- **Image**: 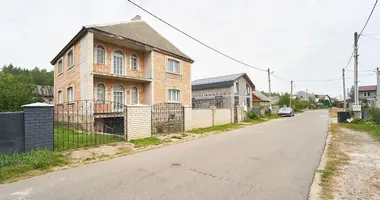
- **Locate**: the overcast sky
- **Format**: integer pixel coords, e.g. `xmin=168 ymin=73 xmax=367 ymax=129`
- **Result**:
xmin=1 ymin=0 xmax=380 ymax=98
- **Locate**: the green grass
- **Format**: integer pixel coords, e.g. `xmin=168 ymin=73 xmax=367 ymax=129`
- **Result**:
xmin=130 ymin=137 xmax=162 ymax=148
xmin=54 ymin=126 xmax=124 ymax=151
xmin=340 ymin=122 xmax=380 ymax=142
xmin=171 ymin=135 xmax=183 ymax=139
xmin=189 ymin=123 xmax=243 ymax=134
xmin=0 ymin=150 xmax=67 ymax=183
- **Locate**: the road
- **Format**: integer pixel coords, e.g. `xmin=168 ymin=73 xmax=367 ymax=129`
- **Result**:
xmin=0 ymin=110 xmax=328 ymax=200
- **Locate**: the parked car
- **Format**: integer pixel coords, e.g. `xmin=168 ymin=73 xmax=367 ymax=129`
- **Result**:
xmin=278 ymin=107 xmax=294 ymax=117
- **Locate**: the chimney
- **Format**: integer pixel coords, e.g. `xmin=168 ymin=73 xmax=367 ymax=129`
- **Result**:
xmin=131 ymin=15 xmax=141 ymax=21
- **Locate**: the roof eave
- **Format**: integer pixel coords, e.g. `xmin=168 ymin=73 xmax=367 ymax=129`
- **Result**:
xmin=50 ymin=27 xmax=88 ymax=65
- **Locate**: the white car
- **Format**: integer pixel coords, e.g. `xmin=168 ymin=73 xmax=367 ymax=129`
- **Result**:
xmin=278 ymin=107 xmax=294 ymax=117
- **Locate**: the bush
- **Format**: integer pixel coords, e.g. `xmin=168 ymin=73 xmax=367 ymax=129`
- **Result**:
xmin=351 ymin=118 xmax=363 ymax=124
xmin=367 ymin=108 xmax=380 ymax=124
xmin=246 ymin=111 xmax=259 ymax=120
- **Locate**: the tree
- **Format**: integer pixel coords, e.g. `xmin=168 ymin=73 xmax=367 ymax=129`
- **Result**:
xmin=0 ymin=72 xmax=36 ymax=111
xmin=348 ymin=85 xmax=354 ymax=102
xmin=278 ymin=93 xmax=291 ymax=107
xmin=1 ymin=64 xmax=53 ymax=86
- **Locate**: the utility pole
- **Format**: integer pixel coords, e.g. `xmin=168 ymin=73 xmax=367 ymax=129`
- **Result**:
xmin=342 ymin=68 xmax=347 ymax=110
xmin=376 ymin=67 xmax=380 ymax=108
xmin=353 ymin=32 xmax=361 ymax=118
xmin=290 ymin=81 xmax=293 ymax=108
xmin=267 ymin=68 xmax=272 ymax=114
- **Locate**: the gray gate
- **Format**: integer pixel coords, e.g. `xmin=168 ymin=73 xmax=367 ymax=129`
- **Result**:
xmin=151 ymin=103 xmax=184 ymax=135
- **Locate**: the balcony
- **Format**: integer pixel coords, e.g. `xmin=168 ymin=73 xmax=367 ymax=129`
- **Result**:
xmin=92 ymin=71 xmax=152 ymax=83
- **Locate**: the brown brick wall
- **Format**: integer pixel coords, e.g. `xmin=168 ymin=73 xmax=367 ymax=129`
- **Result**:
xmin=93 ymin=39 xmax=145 ymax=78
xmin=94 ymin=78 xmax=146 ymax=105
xmin=54 ymin=41 xmax=81 ymax=104
xmin=153 ymin=51 xmax=191 ymax=105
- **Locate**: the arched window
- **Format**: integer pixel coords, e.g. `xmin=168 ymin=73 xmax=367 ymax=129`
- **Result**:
xmin=96 ymin=83 xmax=106 ymax=103
xmin=96 ymin=45 xmax=105 ymax=64
xmin=130 ymin=54 xmax=138 ymax=70
xmin=131 ymin=87 xmax=138 ymax=105
xmin=111 ymin=50 xmax=124 ymax=75
xmin=112 ymin=85 xmax=124 ymax=111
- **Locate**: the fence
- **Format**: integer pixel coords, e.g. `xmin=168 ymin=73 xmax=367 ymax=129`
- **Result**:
xmin=192 ymin=96 xmax=231 ymax=109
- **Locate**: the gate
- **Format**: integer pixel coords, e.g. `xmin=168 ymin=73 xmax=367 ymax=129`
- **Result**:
xmin=234 ymin=106 xmax=238 ymax=123
xmin=54 ymin=100 xmax=126 ymax=151
xmin=151 ymin=103 xmax=184 ymax=135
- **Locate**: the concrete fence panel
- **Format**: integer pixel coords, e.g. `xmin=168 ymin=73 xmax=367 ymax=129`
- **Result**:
xmin=214 ymin=109 xmax=232 ymax=125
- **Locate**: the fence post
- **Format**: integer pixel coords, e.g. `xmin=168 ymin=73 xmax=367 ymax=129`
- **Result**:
xmin=23 ymin=103 xmax=54 ymax=152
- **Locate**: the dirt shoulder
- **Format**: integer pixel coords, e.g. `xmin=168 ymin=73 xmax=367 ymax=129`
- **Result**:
xmin=310 ymin=122 xmax=380 ymax=199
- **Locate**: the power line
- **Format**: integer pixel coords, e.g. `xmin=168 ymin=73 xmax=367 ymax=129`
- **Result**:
xmin=126 ymin=0 xmax=267 ymax=72
xmin=346 ymin=68 xmax=376 ymax=72
xmin=359 ymin=0 xmax=379 ymax=37
xmin=294 ymin=73 xmax=375 ymax=83
xmin=344 ymin=50 xmax=355 ymax=70
xmin=272 ymin=74 xmax=290 ymax=82
xmin=361 ymin=34 xmax=380 ymax=42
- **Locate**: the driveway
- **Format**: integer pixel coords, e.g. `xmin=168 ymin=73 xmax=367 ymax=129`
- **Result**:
xmin=0 ymin=110 xmax=329 ymax=200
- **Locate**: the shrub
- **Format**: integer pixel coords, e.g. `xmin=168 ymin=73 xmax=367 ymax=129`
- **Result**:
xmin=246 ymin=111 xmax=259 ymax=120
xmin=350 ymin=118 xmax=363 ymax=124
xmin=367 ymin=108 xmax=380 ymax=124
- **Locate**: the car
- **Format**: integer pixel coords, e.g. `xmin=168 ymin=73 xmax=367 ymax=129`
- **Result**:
xmin=278 ymin=107 xmax=294 ymax=117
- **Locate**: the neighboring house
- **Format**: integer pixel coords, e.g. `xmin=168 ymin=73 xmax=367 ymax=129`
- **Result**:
xmin=252 ymin=91 xmax=270 ymax=108
xmin=192 ymin=73 xmax=255 ymax=109
xmin=35 ymin=85 xmax=54 ymax=104
xmin=270 ymin=96 xmax=280 ymax=105
xmin=294 ymin=91 xmax=315 ymax=101
xmin=51 ymin=15 xmax=194 ymax=107
xmin=359 ymin=85 xmax=377 ymax=107
xmin=315 ymin=94 xmax=331 ymax=106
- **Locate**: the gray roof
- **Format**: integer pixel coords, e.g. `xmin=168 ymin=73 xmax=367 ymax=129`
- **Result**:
xmin=294 ymin=91 xmax=314 ymax=99
xmin=35 ymin=85 xmax=53 ymax=97
xmin=359 ymin=85 xmax=377 ymax=92
xmin=270 ymin=96 xmax=280 ymax=102
xmin=252 ymin=91 xmax=270 ymax=102
xmin=51 ymin=16 xmax=193 ymax=64
xmin=192 ymin=73 xmax=248 ymax=90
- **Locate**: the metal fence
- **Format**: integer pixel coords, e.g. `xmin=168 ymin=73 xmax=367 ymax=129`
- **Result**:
xmin=151 ymin=103 xmax=184 ymax=135
xmin=54 ymin=100 xmax=126 ymax=151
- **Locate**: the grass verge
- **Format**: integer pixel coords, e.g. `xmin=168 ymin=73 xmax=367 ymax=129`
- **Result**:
xmin=54 ymin=126 xmax=124 ymax=151
xmin=130 ymin=137 xmax=162 ymax=148
xmin=0 ymin=150 xmax=67 ymax=183
xmin=319 ymin=123 xmax=350 ymax=199
xmin=189 ymin=123 xmax=243 ymax=134
xmin=340 ymin=122 xmax=380 ymax=142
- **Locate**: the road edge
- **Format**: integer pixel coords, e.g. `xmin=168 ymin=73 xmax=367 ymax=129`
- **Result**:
xmin=308 ymin=124 xmax=331 ymax=200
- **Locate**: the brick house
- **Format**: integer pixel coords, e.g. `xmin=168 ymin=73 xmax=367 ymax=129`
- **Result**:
xmin=51 ymin=15 xmax=194 ymax=109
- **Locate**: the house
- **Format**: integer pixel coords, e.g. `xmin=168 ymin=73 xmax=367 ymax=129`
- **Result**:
xmin=315 ymin=94 xmax=331 ymax=106
xmin=51 ymin=15 xmax=194 ymax=107
xmin=270 ymin=96 xmax=280 ymax=105
xmin=35 ymin=85 xmax=54 ymax=104
xmin=252 ymin=91 xmax=270 ymax=108
xmin=359 ymin=85 xmax=377 ymax=107
xmin=191 ymin=73 xmax=255 ymax=109
xmin=294 ymin=91 xmax=315 ymax=101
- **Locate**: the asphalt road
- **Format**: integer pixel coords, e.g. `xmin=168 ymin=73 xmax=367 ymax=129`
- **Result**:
xmin=0 ymin=110 xmax=329 ymax=200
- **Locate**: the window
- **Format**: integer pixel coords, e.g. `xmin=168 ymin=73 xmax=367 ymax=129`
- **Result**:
xmin=246 ymin=98 xmax=251 ymax=108
xmin=167 ymin=58 xmax=180 ymax=73
xmin=96 ymin=45 xmax=105 ymax=64
xmin=67 ymin=87 xmax=74 ymax=102
xmin=57 ymin=59 xmax=63 ymax=74
xmin=246 ymin=84 xmax=251 ymax=95
xmin=131 ymin=87 xmax=138 ymax=105
xmin=168 ymin=89 xmax=180 ymax=102
xmin=130 ymin=54 xmax=138 ymax=70
xmin=234 ymin=81 xmax=239 ymax=94
xmin=58 ymin=90 xmax=63 ymax=104
xmin=112 ymin=51 xmax=124 ymax=75
xmin=112 ymin=85 xmax=124 ymax=111
xmin=67 ymin=49 xmax=74 ymax=68
xmin=364 ymin=92 xmax=367 ymax=97
xmin=96 ymin=83 xmax=106 ymax=104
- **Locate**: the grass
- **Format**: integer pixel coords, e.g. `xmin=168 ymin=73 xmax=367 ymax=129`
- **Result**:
xmin=171 ymin=135 xmax=183 ymax=139
xmin=0 ymin=150 xmax=67 ymax=183
xmin=340 ymin=122 xmax=380 ymax=142
xmin=319 ymin=123 xmax=350 ymax=199
xmin=54 ymin=126 xmax=124 ymax=151
xmin=130 ymin=137 xmax=162 ymax=148
xmin=189 ymin=123 xmax=243 ymax=134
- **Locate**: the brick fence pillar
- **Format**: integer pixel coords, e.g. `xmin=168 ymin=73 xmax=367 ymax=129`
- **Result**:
xmin=22 ymin=103 xmax=54 ymax=151
xmin=126 ymin=105 xmax=152 ymax=140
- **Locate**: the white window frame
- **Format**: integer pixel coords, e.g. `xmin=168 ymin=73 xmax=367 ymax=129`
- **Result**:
xmin=57 ymin=58 xmax=63 ymax=74
xmin=167 ymin=89 xmax=181 ymax=103
xmin=130 ymin=54 xmax=138 ymax=71
xmin=95 ymin=44 xmax=106 ymax=65
xmin=130 ymin=86 xmax=139 ymax=105
xmin=67 ymin=86 xmax=74 ymax=103
xmin=234 ymin=81 xmax=239 ymax=94
xmin=96 ymin=83 xmax=107 ymax=104
xmin=111 ymin=85 xmax=125 ymax=111
xmin=111 ymin=50 xmax=125 ymax=75
xmin=67 ymin=48 xmax=74 ymax=69
xmin=246 ymin=84 xmax=251 ymax=95
xmin=57 ymin=90 xmax=63 ymax=104
xmin=166 ymin=57 xmax=181 ymax=74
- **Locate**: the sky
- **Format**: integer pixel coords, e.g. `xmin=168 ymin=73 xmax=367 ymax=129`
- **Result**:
xmin=1 ymin=0 xmax=380 ymax=98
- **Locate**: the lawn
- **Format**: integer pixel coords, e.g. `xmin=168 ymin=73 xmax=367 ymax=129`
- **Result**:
xmin=54 ymin=126 xmax=124 ymax=151
xmin=130 ymin=137 xmax=162 ymax=148
xmin=0 ymin=150 xmax=67 ymax=183
xmin=340 ymin=122 xmax=380 ymax=142
xmin=189 ymin=123 xmax=243 ymax=134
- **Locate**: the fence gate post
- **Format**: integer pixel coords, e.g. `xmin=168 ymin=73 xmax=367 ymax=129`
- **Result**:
xmin=23 ymin=103 xmax=54 ymax=152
